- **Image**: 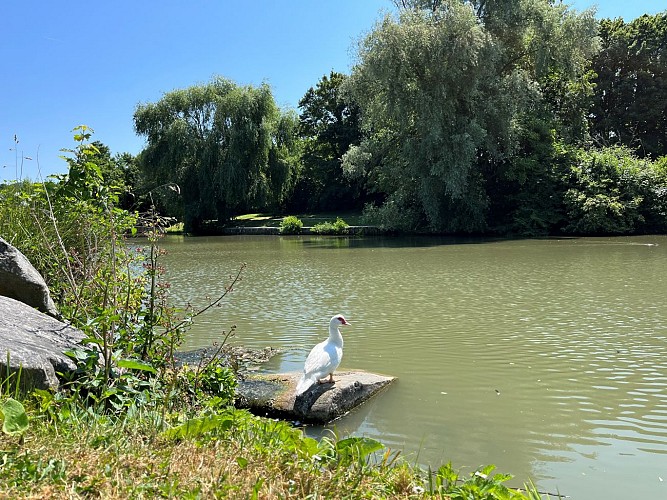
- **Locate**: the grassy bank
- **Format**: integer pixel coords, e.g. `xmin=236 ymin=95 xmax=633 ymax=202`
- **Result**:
xmin=232 ymin=211 xmax=363 ymax=227
xmin=231 ymin=212 xmax=365 ymax=229
xmin=0 ymin=404 xmax=409 ymax=498
xmin=0 ymin=399 xmax=544 ymax=499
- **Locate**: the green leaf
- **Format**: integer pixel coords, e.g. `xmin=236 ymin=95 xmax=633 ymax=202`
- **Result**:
xmin=436 ymin=462 xmax=458 ymax=485
xmin=251 ymin=477 xmax=264 ymax=500
xmin=335 ymin=437 xmax=383 ymax=465
xmin=478 ymin=464 xmax=496 ymax=477
xmin=300 ymin=437 xmax=320 ymax=457
xmin=0 ymin=398 xmax=29 ymax=435
xmin=116 ymin=359 xmax=157 ymax=374
xmin=162 ymin=414 xmax=233 ymax=440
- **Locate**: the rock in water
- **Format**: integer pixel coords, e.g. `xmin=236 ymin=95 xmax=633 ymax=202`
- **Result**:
xmin=236 ymin=370 xmax=396 ymax=424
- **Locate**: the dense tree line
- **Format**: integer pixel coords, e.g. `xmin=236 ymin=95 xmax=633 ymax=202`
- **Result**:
xmin=116 ymin=3 xmax=667 ymax=235
xmin=589 ymin=13 xmax=667 ymax=158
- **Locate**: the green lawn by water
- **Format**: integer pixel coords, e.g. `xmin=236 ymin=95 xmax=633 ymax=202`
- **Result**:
xmin=164 ymin=212 xmax=365 ymax=234
xmin=231 ymin=211 xmax=364 ymax=228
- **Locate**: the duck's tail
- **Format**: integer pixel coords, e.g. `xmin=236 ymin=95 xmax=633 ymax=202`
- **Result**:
xmin=295 ymin=373 xmax=316 ymax=396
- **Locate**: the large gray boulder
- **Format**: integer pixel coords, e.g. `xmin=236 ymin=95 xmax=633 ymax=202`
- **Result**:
xmin=0 ymin=296 xmax=85 ymax=392
xmin=0 ymin=237 xmax=60 ymax=318
xmin=236 ymin=370 xmax=396 ymax=424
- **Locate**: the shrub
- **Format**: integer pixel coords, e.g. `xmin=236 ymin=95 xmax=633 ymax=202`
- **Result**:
xmin=362 ymin=198 xmax=425 ymax=232
xmin=279 ymin=215 xmax=303 ymax=234
xmin=562 ymin=146 xmax=666 ymax=234
xmin=311 ymin=217 xmax=350 ymax=235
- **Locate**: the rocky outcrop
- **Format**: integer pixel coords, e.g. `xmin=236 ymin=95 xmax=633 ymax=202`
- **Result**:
xmin=0 ymin=296 xmax=85 ymax=392
xmin=176 ymin=345 xmax=281 ymax=374
xmin=0 ymin=237 xmax=60 ymax=318
xmin=236 ymin=370 xmax=396 ymax=424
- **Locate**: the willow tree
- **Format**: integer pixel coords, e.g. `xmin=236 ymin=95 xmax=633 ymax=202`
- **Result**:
xmin=134 ymin=77 xmax=300 ymax=232
xmin=343 ymin=0 xmax=598 ymax=233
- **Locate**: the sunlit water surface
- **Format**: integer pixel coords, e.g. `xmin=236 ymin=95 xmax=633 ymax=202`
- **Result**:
xmin=156 ymin=234 xmax=667 ymax=499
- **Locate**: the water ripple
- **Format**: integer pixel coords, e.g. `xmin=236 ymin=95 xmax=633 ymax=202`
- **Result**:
xmin=157 ymin=235 xmax=667 ymax=499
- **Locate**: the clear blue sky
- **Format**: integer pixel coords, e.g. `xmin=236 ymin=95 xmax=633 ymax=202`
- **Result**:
xmin=1 ymin=1 xmax=664 ymax=182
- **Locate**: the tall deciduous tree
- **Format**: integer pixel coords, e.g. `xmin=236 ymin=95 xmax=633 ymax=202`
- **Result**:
xmin=134 ymin=77 xmax=300 ymax=232
xmin=590 ymin=13 xmax=667 ymax=158
xmin=344 ymin=0 xmax=597 ymax=233
xmin=294 ymin=72 xmax=364 ymax=211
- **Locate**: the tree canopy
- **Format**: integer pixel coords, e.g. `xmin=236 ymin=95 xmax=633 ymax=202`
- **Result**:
xmin=590 ymin=12 xmax=667 ymax=158
xmin=292 ymin=71 xmax=364 ymax=211
xmin=343 ymin=0 xmax=598 ymax=232
xmin=134 ymin=77 xmax=299 ymax=232
xmin=124 ymin=5 xmax=666 ymax=237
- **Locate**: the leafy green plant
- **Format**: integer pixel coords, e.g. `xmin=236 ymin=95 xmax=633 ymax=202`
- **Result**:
xmin=176 ymin=362 xmax=237 ymax=411
xmin=162 ymin=411 xmax=235 ymax=441
xmin=334 ymin=436 xmax=383 ymax=467
xmin=0 ymin=354 xmax=29 ymax=440
xmin=279 ymin=215 xmax=303 ymax=234
xmin=563 ymin=146 xmax=667 ymax=234
xmin=310 ymin=217 xmax=350 ymax=235
xmin=0 ymin=127 xmax=244 ymax=422
xmin=429 ymin=463 xmax=542 ymax=499
xmin=0 ymin=398 xmax=29 ymax=437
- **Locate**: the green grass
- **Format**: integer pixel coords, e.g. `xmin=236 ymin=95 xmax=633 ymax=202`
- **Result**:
xmin=0 ymin=402 xmax=545 ymax=499
xmin=165 ymin=222 xmax=185 ymax=233
xmin=0 ymin=403 xmax=418 ymax=499
xmin=231 ymin=211 xmax=365 ymax=228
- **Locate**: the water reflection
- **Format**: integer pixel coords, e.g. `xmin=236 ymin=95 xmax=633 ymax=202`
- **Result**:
xmin=158 ymin=235 xmax=667 ymax=499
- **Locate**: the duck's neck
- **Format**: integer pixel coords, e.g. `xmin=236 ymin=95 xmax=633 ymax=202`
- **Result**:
xmin=328 ymin=326 xmax=344 ymax=346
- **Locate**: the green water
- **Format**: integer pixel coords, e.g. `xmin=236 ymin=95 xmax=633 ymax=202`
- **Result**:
xmin=157 ymin=234 xmax=667 ymax=499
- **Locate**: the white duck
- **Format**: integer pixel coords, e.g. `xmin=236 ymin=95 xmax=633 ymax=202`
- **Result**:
xmin=295 ymin=314 xmax=350 ymax=396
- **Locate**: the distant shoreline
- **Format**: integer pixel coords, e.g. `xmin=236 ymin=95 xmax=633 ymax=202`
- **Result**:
xmin=219 ymin=225 xmax=384 ymax=236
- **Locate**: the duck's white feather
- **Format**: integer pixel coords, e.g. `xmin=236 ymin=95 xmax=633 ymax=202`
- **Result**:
xmin=296 ymin=339 xmax=342 ymax=395
xmin=295 ymin=315 xmax=348 ymax=396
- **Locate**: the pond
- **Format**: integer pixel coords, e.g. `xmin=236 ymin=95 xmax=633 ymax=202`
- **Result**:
xmin=158 ymin=234 xmax=667 ymax=499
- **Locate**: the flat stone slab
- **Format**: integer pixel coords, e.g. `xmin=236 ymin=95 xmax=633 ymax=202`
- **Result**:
xmin=235 ymin=370 xmax=396 ymax=424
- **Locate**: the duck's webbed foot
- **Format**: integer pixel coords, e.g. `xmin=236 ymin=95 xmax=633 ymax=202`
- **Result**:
xmin=317 ymin=374 xmax=336 ymax=385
